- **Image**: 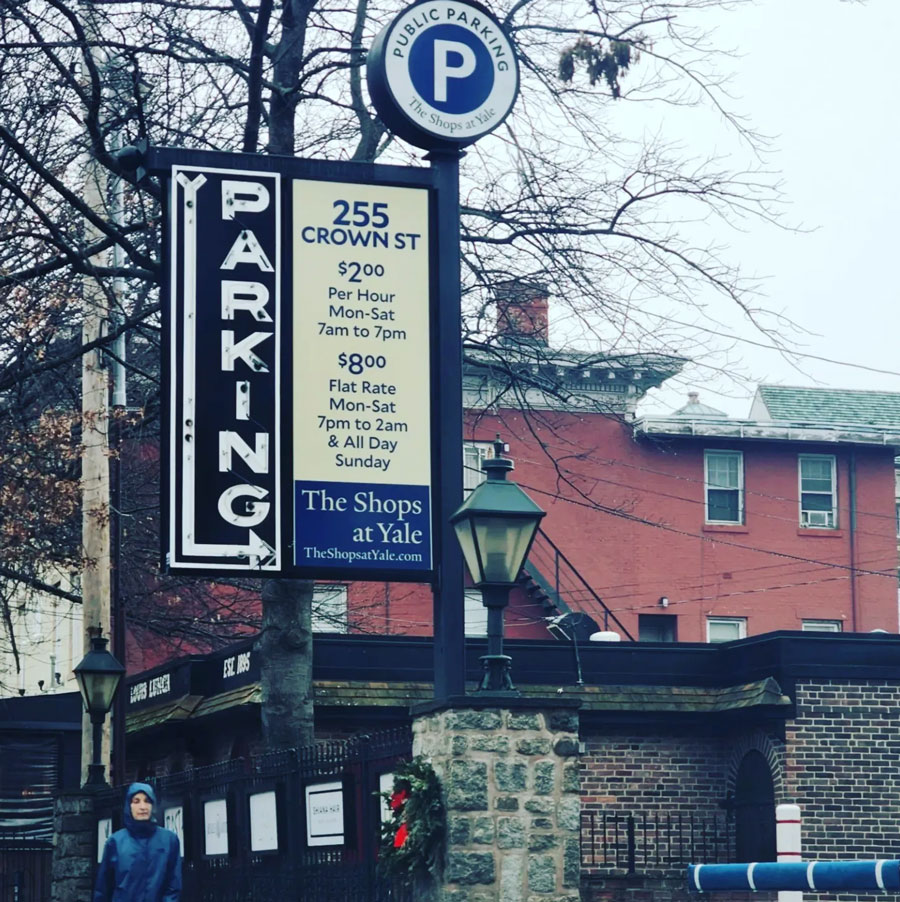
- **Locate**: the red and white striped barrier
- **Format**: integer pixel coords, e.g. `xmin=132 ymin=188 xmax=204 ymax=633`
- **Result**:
xmin=777 ymin=803 xmax=802 ymax=902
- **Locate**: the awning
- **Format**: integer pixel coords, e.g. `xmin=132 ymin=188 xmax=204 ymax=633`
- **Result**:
xmin=125 ymin=695 xmax=203 ymax=734
xmin=126 ymin=675 xmax=789 ymax=735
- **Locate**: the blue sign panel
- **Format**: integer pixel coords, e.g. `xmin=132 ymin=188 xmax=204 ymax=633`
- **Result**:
xmin=294 ymin=481 xmax=430 ymax=571
xmin=408 ymin=24 xmax=494 ymax=111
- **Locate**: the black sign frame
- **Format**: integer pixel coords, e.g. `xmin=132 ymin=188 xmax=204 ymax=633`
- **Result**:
xmin=157 ymin=147 xmax=443 ymax=582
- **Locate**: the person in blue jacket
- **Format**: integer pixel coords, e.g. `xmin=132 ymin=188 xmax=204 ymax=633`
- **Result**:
xmin=93 ymin=782 xmax=182 ymax=902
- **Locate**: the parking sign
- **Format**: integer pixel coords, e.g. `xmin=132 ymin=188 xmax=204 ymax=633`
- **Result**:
xmin=367 ymin=0 xmax=519 ymax=150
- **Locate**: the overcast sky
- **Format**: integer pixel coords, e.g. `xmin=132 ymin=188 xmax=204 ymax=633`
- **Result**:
xmin=633 ymin=0 xmax=900 ymax=418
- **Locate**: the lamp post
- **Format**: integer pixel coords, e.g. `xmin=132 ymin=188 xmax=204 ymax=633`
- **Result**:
xmin=450 ymin=436 xmax=545 ymax=694
xmin=73 ymin=626 xmax=126 ymax=789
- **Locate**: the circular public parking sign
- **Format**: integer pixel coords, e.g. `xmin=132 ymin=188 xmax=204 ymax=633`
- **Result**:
xmin=367 ymin=0 xmax=519 ymax=151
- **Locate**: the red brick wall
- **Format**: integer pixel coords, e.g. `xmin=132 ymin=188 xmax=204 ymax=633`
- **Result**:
xmin=346 ymin=408 xmax=897 ymax=640
xmin=578 ymin=726 xmax=780 ymax=899
xmin=580 ymin=875 xmax=757 ymax=902
xmin=581 ymin=731 xmax=729 ymax=812
xmin=580 ymin=678 xmax=900 ymax=901
xmin=144 ymin=405 xmax=895 ymax=647
xmin=459 ymin=411 xmax=898 ymax=640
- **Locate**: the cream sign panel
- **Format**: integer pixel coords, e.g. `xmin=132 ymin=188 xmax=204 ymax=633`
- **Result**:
xmin=292 ymin=179 xmax=432 ymax=572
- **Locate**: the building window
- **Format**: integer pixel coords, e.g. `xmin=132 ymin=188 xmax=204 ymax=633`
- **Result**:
xmin=464 ymin=589 xmax=487 ymax=637
xmin=705 ymin=451 xmax=744 ymax=524
xmin=638 ymin=614 xmax=677 ymax=642
xmin=707 ymin=616 xmax=746 ymax=643
xmin=799 ymin=454 xmax=837 ymax=528
xmin=463 ymin=442 xmax=493 ymax=495
xmin=801 ymin=619 xmax=842 ymax=632
xmin=312 ymin=585 xmax=348 ymax=633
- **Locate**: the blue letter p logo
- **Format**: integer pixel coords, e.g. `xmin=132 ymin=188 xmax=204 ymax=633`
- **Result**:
xmin=433 ymin=39 xmax=476 ymax=101
xmin=409 ymin=24 xmax=493 ymax=113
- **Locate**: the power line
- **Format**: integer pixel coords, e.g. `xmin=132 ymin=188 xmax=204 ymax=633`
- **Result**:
xmin=557 ymin=546 xmax=895 ymax=605
xmin=519 ymin=481 xmax=898 ymax=580
xmin=638 ymin=309 xmax=900 ymax=380
xmin=503 ymin=441 xmax=899 ymax=527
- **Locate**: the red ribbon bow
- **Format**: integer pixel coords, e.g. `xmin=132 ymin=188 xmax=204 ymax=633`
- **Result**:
xmin=389 ymin=788 xmax=409 ymax=811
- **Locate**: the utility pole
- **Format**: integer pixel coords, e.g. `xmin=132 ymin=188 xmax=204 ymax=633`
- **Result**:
xmin=79 ymin=6 xmax=113 ymax=784
xmin=110 ymin=147 xmax=128 ymax=786
xmin=81 ymin=163 xmax=112 ymax=784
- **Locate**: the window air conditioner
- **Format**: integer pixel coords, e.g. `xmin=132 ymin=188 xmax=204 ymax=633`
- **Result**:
xmin=803 ymin=510 xmax=832 ymax=528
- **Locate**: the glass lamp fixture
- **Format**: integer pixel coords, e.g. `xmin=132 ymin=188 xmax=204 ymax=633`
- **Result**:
xmin=73 ymin=627 xmax=125 ymax=787
xmin=451 ymin=436 xmax=545 ymax=693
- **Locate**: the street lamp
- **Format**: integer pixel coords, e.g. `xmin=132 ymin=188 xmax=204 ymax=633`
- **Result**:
xmin=451 ymin=436 xmax=545 ymax=693
xmin=73 ymin=626 xmax=126 ymax=789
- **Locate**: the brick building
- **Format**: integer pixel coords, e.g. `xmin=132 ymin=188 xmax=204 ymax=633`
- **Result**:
xmin=10 ymin=287 xmax=900 ymax=684
xmin=333 ymin=288 xmax=900 ymax=646
xmin=19 ymin=629 xmax=900 ymax=900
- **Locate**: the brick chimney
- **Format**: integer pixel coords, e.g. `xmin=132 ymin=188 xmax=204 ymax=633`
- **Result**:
xmin=494 ymin=279 xmax=549 ymax=345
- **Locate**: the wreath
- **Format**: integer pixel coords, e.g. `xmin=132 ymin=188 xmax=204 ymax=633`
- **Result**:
xmin=378 ymin=756 xmax=445 ymax=882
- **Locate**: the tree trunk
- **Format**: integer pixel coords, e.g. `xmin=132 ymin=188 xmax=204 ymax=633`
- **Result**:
xmin=266 ymin=0 xmax=317 ymax=155
xmin=258 ymin=579 xmax=315 ymax=751
xmin=257 ymin=0 xmax=319 ymax=754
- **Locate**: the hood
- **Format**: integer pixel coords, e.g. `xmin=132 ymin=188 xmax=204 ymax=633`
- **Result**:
xmin=123 ymin=781 xmax=158 ymax=837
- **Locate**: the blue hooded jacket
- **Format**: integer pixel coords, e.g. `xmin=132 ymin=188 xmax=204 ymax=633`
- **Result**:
xmin=93 ymin=782 xmax=182 ymax=902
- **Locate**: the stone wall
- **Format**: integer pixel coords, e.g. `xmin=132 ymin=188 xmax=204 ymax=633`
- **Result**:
xmin=50 ymin=791 xmax=96 ymax=902
xmin=413 ymin=700 xmax=581 ymax=902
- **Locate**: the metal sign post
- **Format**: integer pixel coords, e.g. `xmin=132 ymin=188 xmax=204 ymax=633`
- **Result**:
xmin=367 ymin=0 xmax=520 ymax=699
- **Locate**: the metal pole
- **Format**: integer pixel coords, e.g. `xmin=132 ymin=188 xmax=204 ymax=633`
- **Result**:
xmin=109 ymin=152 xmax=127 ymax=785
xmin=110 ymin=407 xmax=125 ymax=786
xmin=486 ymin=602 xmax=503 ymax=658
xmin=478 ymin=585 xmax=515 ymax=693
xmin=84 ymin=716 xmax=108 ymax=788
xmin=427 ymin=149 xmax=465 ymax=700
xmin=78 ymin=6 xmax=113 ymax=783
xmin=92 ymin=719 xmax=103 ymax=774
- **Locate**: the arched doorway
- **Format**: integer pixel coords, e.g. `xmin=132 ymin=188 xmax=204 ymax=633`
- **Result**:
xmin=733 ymin=750 xmax=776 ymax=861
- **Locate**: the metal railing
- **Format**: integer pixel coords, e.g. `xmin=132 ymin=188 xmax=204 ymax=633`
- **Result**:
xmin=92 ymin=729 xmax=413 ymax=902
xmin=526 ymin=528 xmax=635 ymax=640
xmin=581 ymin=811 xmax=735 ymax=872
xmin=0 ymin=839 xmax=52 ymax=902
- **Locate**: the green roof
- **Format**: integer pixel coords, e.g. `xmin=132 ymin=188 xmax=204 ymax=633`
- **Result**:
xmin=755 ymin=385 xmax=900 ymax=428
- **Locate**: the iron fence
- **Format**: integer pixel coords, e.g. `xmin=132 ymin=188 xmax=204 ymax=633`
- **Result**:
xmin=581 ymin=810 xmax=735 ymax=873
xmin=0 ymin=840 xmax=52 ymax=902
xmin=93 ymin=728 xmax=414 ymax=902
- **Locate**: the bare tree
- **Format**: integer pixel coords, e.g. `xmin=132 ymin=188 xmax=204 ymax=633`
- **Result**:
xmin=0 ymin=0 xmax=787 ymax=745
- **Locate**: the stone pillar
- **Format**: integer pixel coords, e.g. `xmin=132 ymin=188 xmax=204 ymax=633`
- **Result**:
xmin=51 ymin=790 xmax=97 ymax=902
xmin=413 ymin=698 xmax=581 ymax=902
